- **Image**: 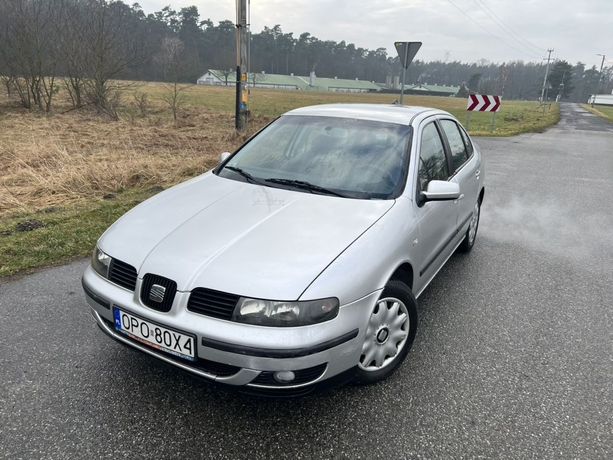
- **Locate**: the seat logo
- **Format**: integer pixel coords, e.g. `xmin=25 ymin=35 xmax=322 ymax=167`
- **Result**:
xmin=149 ymin=284 xmax=166 ymax=303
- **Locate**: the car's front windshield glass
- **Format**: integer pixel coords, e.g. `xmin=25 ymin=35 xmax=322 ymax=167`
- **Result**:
xmin=217 ymin=115 xmax=412 ymax=199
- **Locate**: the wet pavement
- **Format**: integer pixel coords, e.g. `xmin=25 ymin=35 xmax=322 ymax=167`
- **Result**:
xmin=1 ymin=103 xmax=611 ymax=459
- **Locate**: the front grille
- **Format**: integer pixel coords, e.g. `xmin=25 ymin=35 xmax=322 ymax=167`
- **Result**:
xmin=140 ymin=274 xmax=177 ymax=312
xmin=251 ymin=363 xmax=327 ymax=387
xmin=187 ymin=288 xmax=240 ymax=320
xmin=108 ymin=259 xmax=138 ymax=291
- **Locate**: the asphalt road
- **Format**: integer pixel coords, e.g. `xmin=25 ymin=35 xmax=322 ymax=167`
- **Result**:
xmin=1 ymin=103 xmax=611 ymax=459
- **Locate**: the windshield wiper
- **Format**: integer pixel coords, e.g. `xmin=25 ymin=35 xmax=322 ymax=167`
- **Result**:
xmin=224 ymin=166 xmax=263 ymax=184
xmin=265 ymin=178 xmax=349 ymax=198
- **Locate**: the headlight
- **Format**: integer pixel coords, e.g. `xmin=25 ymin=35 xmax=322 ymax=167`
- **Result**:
xmin=91 ymin=246 xmax=111 ymax=278
xmin=232 ymin=297 xmax=339 ymax=327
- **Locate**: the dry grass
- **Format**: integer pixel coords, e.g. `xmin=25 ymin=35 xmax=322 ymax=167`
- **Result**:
xmin=0 ymin=100 xmax=268 ymax=218
xmin=0 ymin=82 xmax=558 ymax=219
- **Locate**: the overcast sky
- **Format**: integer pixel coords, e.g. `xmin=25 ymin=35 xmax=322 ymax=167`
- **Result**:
xmin=139 ymin=0 xmax=612 ymax=68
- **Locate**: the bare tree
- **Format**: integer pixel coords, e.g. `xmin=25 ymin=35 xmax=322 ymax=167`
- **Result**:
xmin=79 ymin=0 xmax=144 ymax=119
xmin=251 ymin=71 xmax=263 ymax=87
xmin=1 ymin=76 xmax=15 ymax=97
xmin=132 ymin=91 xmax=150 ymax=117
xmin=0 ymin=0 xmax=60 ymax=112
xmin=155 ymin=37 xmax=189 ymax=123
xmin=221 ymin=68 xmax=233 ymax=86
xmin=57 ymin=0 xmax=88 ymax=108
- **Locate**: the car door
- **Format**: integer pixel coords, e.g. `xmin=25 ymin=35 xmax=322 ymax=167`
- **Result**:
xmin=413 ymin=121 xmax=459 ymax=283
xmin=438 ymin=119 xmax=480 ymax=233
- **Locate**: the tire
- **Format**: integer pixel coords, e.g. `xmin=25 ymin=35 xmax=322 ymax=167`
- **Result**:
xmin=354 ymin=280 xmax=418 ymax=384
xmin=458 ymin=199 xmax=481 ymax=253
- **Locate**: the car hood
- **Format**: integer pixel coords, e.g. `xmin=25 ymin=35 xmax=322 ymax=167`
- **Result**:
xmin=100 ymin=173 xmax=394 ymax=300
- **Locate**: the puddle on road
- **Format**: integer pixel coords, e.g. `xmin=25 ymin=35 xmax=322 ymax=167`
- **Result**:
xmin=480 ymin=197 xmax=613 ymax=266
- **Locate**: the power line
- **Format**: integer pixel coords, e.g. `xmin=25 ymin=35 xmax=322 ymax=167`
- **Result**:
xmin=447 ymin=0 xmax=543 ymax=59
xmin=443 ymin=0 xmax=542 ymax=60
xmin=472 ymin=0 xmax=545 ymax=55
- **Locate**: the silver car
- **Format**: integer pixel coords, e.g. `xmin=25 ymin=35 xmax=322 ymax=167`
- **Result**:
xmin=82 ymin=104 xmax=484 ymax=395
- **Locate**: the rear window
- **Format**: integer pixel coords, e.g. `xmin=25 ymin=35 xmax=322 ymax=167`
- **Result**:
xmin=440 ymin=120 xmax=468 ymax=173
xmin=458 ymin=125 xmax=474 ymax=156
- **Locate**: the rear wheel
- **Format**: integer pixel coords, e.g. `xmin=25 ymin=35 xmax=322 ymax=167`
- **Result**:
xmin=354 ymin=280 xmax=418 ymax=384
xmin=458 ymin=200 xmax=480 ymax=253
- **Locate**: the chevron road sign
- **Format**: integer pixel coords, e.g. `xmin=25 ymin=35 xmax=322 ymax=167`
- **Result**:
xmin=467 ymin=94 xmax=502 ymax=112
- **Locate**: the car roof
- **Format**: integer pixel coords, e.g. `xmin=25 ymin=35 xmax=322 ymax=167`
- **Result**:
xmin=284 ymin=103 xmax=450 ymax=126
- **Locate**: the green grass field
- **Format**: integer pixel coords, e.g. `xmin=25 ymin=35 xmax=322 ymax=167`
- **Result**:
xmin=139 ymin=84 xmax=560 ymax=137
xmin=0 ymin=189 xmax=157 ymax=278
xmin=583 ymin=104 xmax=613 ymax=123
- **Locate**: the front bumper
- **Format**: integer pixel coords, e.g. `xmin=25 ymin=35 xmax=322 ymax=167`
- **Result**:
xmin=82 ymin=265 xmax=380 ymax=392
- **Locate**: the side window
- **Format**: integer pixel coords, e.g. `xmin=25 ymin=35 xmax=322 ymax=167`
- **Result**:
xmin=418 ymin=123 xmax=449 ymax=191
xmin=458 ymin=125 xmax=474 ymax=156
xmin=440 ymin=120 xmax=468 ymax=173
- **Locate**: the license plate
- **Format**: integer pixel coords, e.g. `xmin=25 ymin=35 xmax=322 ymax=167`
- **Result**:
xmin=113 ymin=307 xmax=196 ymax=361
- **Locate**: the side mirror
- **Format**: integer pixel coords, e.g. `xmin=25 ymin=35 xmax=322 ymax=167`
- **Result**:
xmin=219 ymin=151 xmax=231 ymax=163
xmin=420 ymin=180 xmax=460 ymax=204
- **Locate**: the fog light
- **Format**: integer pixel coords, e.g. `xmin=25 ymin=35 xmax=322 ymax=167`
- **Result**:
xmin=273 ymin=371 xmax=295 ymax=383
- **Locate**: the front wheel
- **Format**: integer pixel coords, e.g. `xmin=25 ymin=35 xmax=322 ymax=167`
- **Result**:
xmin=354 ymin=280 xmax=418 ymax=384
xmin=458 ymin=200 xmax=481 ymax=253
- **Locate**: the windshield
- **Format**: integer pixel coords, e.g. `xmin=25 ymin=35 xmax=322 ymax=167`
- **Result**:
xmin=217 ymin=115 xmax=412 ymax=199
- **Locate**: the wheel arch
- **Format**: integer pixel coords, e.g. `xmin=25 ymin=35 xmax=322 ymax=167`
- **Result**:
xmin=388 ymin=262 xmax=414 ymax=291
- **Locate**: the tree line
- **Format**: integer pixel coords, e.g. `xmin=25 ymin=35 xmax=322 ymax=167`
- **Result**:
xmin=0 ymin=0 xmax=611 ymax=116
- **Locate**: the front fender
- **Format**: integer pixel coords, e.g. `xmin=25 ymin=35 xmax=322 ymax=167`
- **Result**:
xmin=299 ymin=197 xmax=418 ymax=305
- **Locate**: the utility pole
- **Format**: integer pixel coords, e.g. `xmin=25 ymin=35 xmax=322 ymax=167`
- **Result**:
xmin=540 ymin=48 xmax=554 ymax=103
xmin=592 ymin=53 xmax=606 ymax=106
xmin=557 ymin=70 xmax=567 ymax=102
xmin=235 ymin=0 xmax=248 ymax=131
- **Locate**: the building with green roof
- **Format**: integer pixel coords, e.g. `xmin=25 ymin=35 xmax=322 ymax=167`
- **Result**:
xmin=404 ymin=83 xmax=459 ymax=96
xmin=197 ymin=70 xmax=380 ymax=93
xmin=299 ymin=75 xmax=380 ymax=92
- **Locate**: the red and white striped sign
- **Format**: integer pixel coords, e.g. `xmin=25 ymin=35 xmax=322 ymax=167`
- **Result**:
xmin=467 ymin=94 xmax=502 ymax=112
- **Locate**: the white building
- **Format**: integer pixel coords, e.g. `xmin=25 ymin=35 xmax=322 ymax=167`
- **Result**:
xmin=588 ymin=92 xmax=613 ymax=106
